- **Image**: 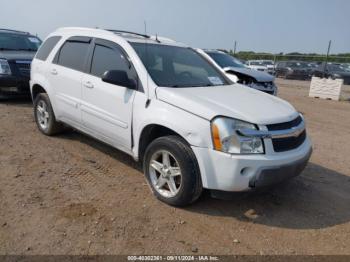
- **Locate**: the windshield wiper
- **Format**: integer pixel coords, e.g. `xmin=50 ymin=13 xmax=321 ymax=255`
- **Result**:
xmin=0 ymin=47 xmax=17 ymax=51
xmin=16 ymin=48 xmax=37 ymax=51
xmin=0 ymin=47 xmax=37 ymax=51
xmin=168 ymin=83 xmax=216 ymax=88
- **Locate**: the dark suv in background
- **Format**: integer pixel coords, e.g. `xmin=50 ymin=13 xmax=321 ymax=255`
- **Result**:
xmin=313 ymin=62 xmax=350 ymax=85
xmin=0 ymin=28 xmax=42 ymax=98
xmin=275 ymin=61 xmax=311 ymax=80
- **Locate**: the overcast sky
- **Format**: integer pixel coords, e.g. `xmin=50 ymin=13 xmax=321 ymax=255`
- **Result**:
xmin=1 ymin=0 xmax=349 ymax=54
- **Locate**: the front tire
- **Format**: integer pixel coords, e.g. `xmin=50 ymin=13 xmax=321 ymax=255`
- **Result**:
xmin=143 ymin=136 xmax=203 ymax=206
xmin=34 ymin=93 xmax=64 ymax=136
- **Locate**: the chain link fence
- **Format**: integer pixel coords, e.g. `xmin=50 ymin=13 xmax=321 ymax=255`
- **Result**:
xmin=231 ymin=53 xmax=350 ymax=64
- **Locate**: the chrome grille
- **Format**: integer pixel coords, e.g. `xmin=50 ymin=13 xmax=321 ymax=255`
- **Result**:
xmin=267 ymin=116 xmax=306 ymax=152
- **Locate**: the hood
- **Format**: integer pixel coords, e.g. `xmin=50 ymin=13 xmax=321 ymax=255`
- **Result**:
xmin=224 ymin=67 xmax=274 ymax=82
xmin=0 ymin=51 xmax=36 ymax=61
xmin=156 ymin=84 xmax=298 ymax=125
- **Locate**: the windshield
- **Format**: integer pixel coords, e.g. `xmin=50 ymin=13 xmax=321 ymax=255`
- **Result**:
xmin=327 ymin=64 xmax=350 ymax=72
xmin=0 ymin=33 xmax=42 ymax=51
xmin=306 ymin=63 xmax=318 ymax=68
xmin=286 ymin=62 xmax=305 ymax=68
xmin=262 ymin=61 xmax=274 ymax=66
xmin=131 ymin=43 xmax=229 ymax=87
xmin=206 ymin=52 xmax=245 ymax=69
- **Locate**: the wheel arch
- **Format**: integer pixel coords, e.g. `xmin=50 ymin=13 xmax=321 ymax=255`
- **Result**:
xmin=31 ymin=84 xmax=47 ymax=101
xmin=137 ymin=124 xmax=190 ymax=163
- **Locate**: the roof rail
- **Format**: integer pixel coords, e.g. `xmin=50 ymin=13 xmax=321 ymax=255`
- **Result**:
xmin=106 ymin=29 xmax=150 ymax=39
xmin=0 ymin=28 xmax=30 ymax=35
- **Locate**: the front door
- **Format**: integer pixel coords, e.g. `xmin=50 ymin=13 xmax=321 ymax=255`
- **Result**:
xmin=81 ymin=39 xmax=137 ymax=152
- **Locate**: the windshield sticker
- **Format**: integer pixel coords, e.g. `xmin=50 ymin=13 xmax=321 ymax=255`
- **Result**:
xmin=28 ymin=37 xmax=40 ymax=43
xmin=208 ymin=76 xmax=223 ymax=85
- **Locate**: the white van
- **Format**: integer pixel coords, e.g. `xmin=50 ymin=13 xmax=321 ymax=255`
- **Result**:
xmin=30 ymin=27 xmax=312 ymax=206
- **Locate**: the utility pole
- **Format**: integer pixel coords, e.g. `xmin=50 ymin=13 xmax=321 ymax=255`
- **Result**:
xmin=233 ymin=41 xmax=237 ymax=56
xmin=323 ymin=40 xmax=332 ymax=77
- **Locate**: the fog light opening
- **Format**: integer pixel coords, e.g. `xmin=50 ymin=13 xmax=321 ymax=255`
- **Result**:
xmin=240 ymin=167 xmax=251 ymax=176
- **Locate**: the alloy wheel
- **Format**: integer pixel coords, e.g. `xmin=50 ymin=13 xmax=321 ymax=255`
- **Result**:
xmin=149 ymin=150 xmax=182 ymax=198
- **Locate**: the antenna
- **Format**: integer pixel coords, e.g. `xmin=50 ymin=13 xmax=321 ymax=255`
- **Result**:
xmin=155 ymin=34 xmax=160 ymax=43
xmin=144 ymin=21 xmax=150 ymax=105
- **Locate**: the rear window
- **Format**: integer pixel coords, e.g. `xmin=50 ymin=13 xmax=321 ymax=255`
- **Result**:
xmin=57 ymin=41 xmax=90 ymax=72
xmin=35 ymin=36 xmax=61 ymax=61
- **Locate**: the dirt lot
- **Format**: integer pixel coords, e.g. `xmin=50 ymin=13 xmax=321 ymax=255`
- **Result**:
xmin=0 ymin=79 xmax=350 ymax=255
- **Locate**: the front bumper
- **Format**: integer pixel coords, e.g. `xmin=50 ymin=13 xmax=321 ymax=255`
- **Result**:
xmin=254 ymin=86 xmax=277 ymax=96
xmin=248 ymin=83 xmax=277 ymax=96
xmin=192 ymin=136 xmax=312 ymax=192
xmin=0 ymin=75 xmax=31 ymax=96
xmin=249 ymin=147 xmax=311 ymax=188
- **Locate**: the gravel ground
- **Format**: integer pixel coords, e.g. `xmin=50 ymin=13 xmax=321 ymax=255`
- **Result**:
xmin=0 ymin=79 xmax=349 ymax=255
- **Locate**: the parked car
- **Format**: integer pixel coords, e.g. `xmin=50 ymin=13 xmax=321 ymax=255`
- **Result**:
xmin=246 ymin=60 xmax=269 ymax=73
xmin=275 ymin=61 xmax=311 ymax=80
xmin=313 ymin=63 xmax=350 ymax=85
xmin=0 ymin=28 xmax=42 ymax=98
xmin=30 ymin=27 xmax=312 ymax=206
xmin=199 ymin=50 xmax=277 ymax=95
xmin=261 ymin=60 xmax=275 ymax=75
xmin=300 ymin=62 xmax=317 ymax=73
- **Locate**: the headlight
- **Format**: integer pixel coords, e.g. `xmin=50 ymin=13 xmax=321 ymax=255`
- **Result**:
xmin=0 ymin=59 xmax=11 ymax=75
xmin=211 ymin=117 xmax=264 ymax=154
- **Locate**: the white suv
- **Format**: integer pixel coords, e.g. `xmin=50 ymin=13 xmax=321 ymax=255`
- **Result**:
xmin=246 ymin=60 xmax=269 ymax=73
xmin=30 ymin=27 xmax=312 ymax=206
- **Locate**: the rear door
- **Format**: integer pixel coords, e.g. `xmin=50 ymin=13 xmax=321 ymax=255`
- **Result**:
xmin=48 ymin=36 xmax=91 ymax=125
xmin=81 ymin=38 xmax=138 ymax=152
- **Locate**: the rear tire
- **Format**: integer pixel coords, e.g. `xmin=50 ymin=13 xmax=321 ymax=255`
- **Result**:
xmin=143 ymin=136 xmax=203 ymax=206
xmin=34 ymin=93 xmax=64 ymax=136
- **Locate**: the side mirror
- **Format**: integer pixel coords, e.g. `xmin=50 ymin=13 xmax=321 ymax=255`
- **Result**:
xmin=102 ymin=70 xmax=137 ymax=89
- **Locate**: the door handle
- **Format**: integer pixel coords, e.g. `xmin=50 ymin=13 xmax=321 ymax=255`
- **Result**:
xmin=84 ymin=81 xmax=94 ymax=89
xmin=51 ymin=69 xmax=58 ymax=75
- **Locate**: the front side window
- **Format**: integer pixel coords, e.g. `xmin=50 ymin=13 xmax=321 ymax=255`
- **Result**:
xmin=57 ymin=41 xmax=90 ymax=71
xmin=0 ymin=33 xmax=42 ymax=51
xmin=90 ymin=45 xmax=129 ymax=77
xmin=131 ymin=43 xmax=229 ymax=88
xmin=90 ymin=44 xmax=139 ymax=89
xmin=35 ymin=36 xmax=61 ymax=61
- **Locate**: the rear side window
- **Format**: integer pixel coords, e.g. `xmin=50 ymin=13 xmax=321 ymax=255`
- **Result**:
xmin=57 ymin=41 xmax=90 ymax=72
xmin=35 ymin=36 xmax=61 ymax=61
xmin=90 ymin=44 xmax=130 ymax=77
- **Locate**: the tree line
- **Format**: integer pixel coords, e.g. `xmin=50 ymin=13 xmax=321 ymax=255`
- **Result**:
xmin=224 ymin=50 xmax=350 ymax=63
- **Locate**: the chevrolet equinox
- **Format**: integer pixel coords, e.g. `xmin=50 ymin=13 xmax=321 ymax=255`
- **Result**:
xmin=30 ymin=27 xmax=312 ymax=206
